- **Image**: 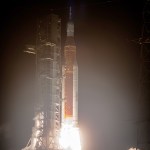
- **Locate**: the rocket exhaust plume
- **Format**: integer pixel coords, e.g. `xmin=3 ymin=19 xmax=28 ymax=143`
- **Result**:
xmin=60 ymin=6 xmax=82 ymax=150
xmin=59 ymin=123 xmax=81 ymax=150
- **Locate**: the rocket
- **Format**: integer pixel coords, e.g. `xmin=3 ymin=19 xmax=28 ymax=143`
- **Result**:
xmin=62 ymin=7 xmax=78 ymax=126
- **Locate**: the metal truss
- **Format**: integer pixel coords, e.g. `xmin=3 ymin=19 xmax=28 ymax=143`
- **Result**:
xmin=22 ymin=14 xmax=62 ymax=150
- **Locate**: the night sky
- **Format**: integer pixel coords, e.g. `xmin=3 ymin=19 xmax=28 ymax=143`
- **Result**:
xmin=0 ymin=0 xmax=145 ymax=150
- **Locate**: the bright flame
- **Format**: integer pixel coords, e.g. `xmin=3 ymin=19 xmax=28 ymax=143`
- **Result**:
xmin=59 ymin=122 xmax=81 ymax=150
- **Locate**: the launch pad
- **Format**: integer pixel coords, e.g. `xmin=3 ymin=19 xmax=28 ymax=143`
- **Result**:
xmin=22 ymin=7 xmax=81 ymax=150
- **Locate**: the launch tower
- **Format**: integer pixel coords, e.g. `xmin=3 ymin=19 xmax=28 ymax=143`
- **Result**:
xmin=137 ymin=1 xmax=150 ymax=150
xmin=22 ymin=14 xmax=62 ymax=150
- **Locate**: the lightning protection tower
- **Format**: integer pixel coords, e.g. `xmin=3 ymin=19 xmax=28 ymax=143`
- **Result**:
xmin=22 ymin=14 xmax=62 ymax=150
xmin=137 ymin=1 xmax=150 ymax=150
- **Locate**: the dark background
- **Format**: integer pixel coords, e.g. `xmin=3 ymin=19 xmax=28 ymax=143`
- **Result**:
xmin=0 ymin=0 xmax=145 ymax=150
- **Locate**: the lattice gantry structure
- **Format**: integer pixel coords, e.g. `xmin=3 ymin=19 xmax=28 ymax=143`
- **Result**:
xmin=22 ymin=14 xmax=62 ymax=150
xmin=137 ymin=1 xmax=150 ymax=150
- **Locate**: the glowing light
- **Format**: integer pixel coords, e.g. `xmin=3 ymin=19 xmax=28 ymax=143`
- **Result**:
xmin=129 ymin=148 xmax=140 ymax=150
xmin=59 ymin=122 xmax=81 ymax=150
